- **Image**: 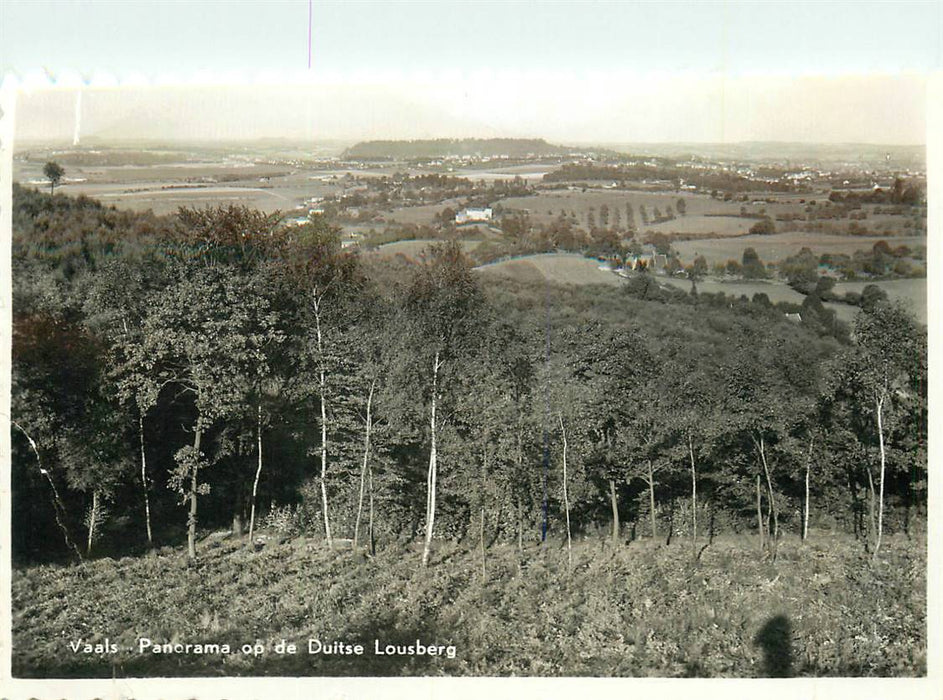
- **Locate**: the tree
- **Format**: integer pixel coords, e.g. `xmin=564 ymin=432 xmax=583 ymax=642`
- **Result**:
xmin=11 ymin=313 xmax=108 ymax=562
xmin=573 ymin=325 xmax=656 ymax=546
xmin=749 ymin=217 xmax=776 ymax=235
xmin=839 ymin=300 xmax=923 ymax=560
xmin=625 ymin=203 xmax=636 ymax=229
xmin=649 ymin=232 xmax=672 ymax=255
xmin=781 ymin=247 xmax=819 ymax=290
xmin=142 ymin=265 xmax=281 ymax=559
xmin=279 ymin=218 xmax=362 ymax=548
xmin=666 ymin=355 xmax=724 ymax=556
xmin=613 ymin=376 xmax=670 ymax=541
xmin=741 ymin=248 xmax=767 ymax=279
xmin=401 ymin=241 xmax=484 ymax=567
xmin=687 ymin=255 xmax=708 ymax=286
xmin=348 ymin=300 xmax=393 ymax=553
xmin=43 ymin=162 xmax=65 ymax=195
xmin=676 ymin=198 xmax=687 ymax=216
xmin=83 ymin=253 xmax=170 ymax=546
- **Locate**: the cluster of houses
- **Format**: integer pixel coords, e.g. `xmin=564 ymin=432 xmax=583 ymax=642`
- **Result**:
xmin=623 ymin=250 xmax=669 ymax=272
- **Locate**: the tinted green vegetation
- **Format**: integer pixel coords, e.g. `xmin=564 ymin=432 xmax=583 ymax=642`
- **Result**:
xmin=11 ymin=533 xmax=925 ymax=678
xmin=10 ymin=185 xmax=927 ymax=677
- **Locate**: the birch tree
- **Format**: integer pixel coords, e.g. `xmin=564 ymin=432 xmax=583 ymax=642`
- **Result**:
xmin=280 ymin=218 xmax=363 ymax=548
xmin=401 ymin=241 xmax=484 ymax=568
xmin=838 ymin=300 xmax=923 ymax=560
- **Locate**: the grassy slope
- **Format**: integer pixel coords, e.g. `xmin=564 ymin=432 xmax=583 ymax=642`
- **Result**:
xmin=671 ymin=233 xmax=927 ymax=266
xmin=370 ymin=239 xmax=482 ymax=260
xmin=476 ymin=254 xmax=621 ymax=286
xmin=12 ymin=533 xmax=925 ymax=678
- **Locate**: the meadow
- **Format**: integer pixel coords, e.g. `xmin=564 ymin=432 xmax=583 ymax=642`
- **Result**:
xmin=671 ymin=233 xmax=928 ymax=267
xmin=11 ymin=531 xmax=925 ymax=678
xmin=370 ymin=238 xmax=482 ymax=260
xmin=831 ymin=279 xmax=927 ymax=324
xmin=476 ymin=253 xmax=621 ymax=286
xmin=497 ymin=190 xmax=722 ymax=226
xmin=659 ymin=276 xmax=809 ymax=305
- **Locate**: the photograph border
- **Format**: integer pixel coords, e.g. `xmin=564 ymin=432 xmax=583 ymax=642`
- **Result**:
xmin=1 ymin=4 xmax=940 ymax=697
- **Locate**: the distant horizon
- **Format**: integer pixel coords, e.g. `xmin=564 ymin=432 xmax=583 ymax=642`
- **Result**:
xmin=10 ymin=75 xmax=928 ymax=147
xmin=13 ymin=137 xmax=929 ymax=147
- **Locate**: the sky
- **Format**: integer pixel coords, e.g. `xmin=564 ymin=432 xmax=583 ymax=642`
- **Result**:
xmin=1 ymin=1 xmax=940 ymax=144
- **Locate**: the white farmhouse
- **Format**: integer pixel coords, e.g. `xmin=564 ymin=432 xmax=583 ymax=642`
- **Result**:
xmin=455 ymin=207 xmax=493 ymax=225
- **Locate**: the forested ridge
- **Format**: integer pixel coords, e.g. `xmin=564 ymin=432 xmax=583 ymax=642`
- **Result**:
xmin=341 ymin=138 xmax=577 ymax=160
xmin=10 ymin=183 xmax=927 ymax=567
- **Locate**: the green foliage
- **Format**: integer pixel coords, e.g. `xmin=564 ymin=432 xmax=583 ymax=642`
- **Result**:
xmin=9 ymin=187 xmax=926 ymax=571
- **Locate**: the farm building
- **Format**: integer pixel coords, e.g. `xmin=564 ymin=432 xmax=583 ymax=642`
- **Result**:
xmin=456 ymin=207 xmax=493 ymax=224
xmin=625 ymin=252 xmax=669 ymax=273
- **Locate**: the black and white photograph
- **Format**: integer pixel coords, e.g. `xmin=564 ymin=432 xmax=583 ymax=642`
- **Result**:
xmin=0 ymin=1 xmax=938 ymax=698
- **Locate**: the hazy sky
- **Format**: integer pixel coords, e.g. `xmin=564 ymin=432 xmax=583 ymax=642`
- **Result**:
xmin=2 ymin=1 xmax=939 ymax=144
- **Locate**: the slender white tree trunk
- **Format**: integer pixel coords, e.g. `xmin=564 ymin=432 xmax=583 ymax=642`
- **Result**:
xmin=609 ymin=478 xmax=620 ymax=545
xmin=873 ymin=396 xmax=887 ymax=561
xmin=803 ymin=434 xmax=814 ymax=542
xmin=86 ymin=490 xmax=100 ymax=555
xmin=756 ymin=473 xmax=764 ymax=552
xmin=139 ymin=414 xmax=153 ymax=546
xmin=479 ymin=506 xmax=487 ymax=579
xmin=758 ymin=434 xmax=778 ymax=543
xmin=422 ymin=352 xmax=440 ymax=568
xmin=688 ymin=434 xmax=697 ymax=553
xmin=367 ymin=460 xmax=375 ymax=556
xmin=248 ymin=403 xmax=264 ymax=542
xmin=188 ymin=423 xmax=202 ymax=560
xmin=648 ymin=460 xmax=658 ymax=539
xmin=354 ymin=379 xmax=375 ymax=550
xmin=559 ymin=414 xmax=572 ymax=570
xmin=313 ymin=294 xmax=333 ymax=548
xmin=12 ymin=421 xmax=82 ymax=560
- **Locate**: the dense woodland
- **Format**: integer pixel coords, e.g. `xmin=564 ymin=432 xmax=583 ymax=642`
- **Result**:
xmin=10 ymin=184 xmax=927 ymax=568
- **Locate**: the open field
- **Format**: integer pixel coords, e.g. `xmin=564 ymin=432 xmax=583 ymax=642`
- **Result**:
xmin=646 ymin=215 xmax=753 ymax=235
xmin=453 ymin=165 xmax=553 ymax=181
xmin=832 ymin=279 xmax=927 ymax=324
xmin=369 ymin=239 xmax=482 ymax=261
xmin=497 ymin=189 xmax=924 ymax=242
xmin=672 ymin=233 xmax=927 ymax=266
xmin=381 ymin=201 xmax=462 ymax=225
xmin=658 ymin=275 xmax=926 ymax=325
xmin=476 ymin=253 xmax=621 ymax=286
xmin=11 ymin=532 xmax=925 ymax=678
xmin=659 ymin=277 xmax=808 ymax=305
xmin=17 ymin=165 xmax=342 ymax=215
xmin=14 ymin=153 xmax=402 ymax=216
xmin=497 ymin=190 xmax=731 ymax=227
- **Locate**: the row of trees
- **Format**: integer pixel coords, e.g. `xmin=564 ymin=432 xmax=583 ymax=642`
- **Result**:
xmin=11 ymin=185 xmax=927 ymax=567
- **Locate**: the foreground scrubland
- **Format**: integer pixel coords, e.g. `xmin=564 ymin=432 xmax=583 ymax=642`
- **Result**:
xmin=12 ymin=532 xmax=925 ymax=678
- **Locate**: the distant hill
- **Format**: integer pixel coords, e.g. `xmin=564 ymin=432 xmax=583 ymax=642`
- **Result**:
xmin=598 ymin=142 xmax=926 ymax=170
xmin=342 ymin=138 xmax=578 ymax=160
